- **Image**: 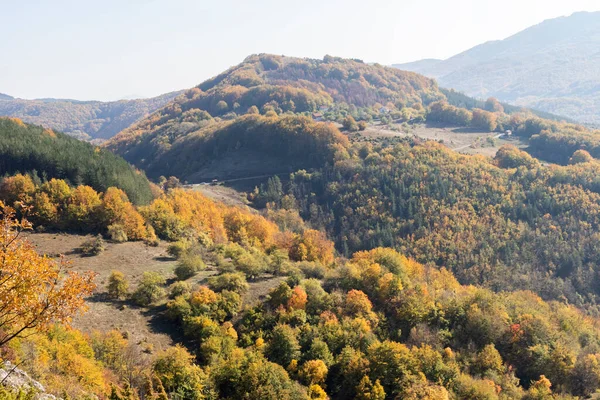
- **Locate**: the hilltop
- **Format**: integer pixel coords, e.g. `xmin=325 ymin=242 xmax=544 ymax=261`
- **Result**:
xmin=394 ymin=12 xmax=600 ymax=124
xmin=107 ymin=53 xmax=578 ymax=183
xmin=0 ymin=90 xmax=183 ymax=141
xmin=106 ymin=54 xmax=441 ymax=181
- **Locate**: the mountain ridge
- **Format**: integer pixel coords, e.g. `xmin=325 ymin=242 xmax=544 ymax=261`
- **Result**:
xmin=0 ymin=90 xmax=184 ymax=141
xmin=393 ymin=11 xmax=600 ymax=124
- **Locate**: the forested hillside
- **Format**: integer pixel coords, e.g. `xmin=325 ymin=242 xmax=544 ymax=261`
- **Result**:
xmin=0 ymin=118 xmax=153 ymax=204
xmin=106 ymin=54 xmax=444 ymax=180
xmin=4 ymin=174 xmax=600 ymax=399
xmin=103 ymin=54 xmax=600 ymax=306
xmin=0 ymin=91 xmax=182 ymax=141
xmin=394 ymin=11 xmax=600 ymax=124
xmin=109 ymin=114 xmax=349 ymax=181
xmin=256 ymin=137 xmax=600 ymax=308
xmin=108 ymin=53 xmax=588 ymax=183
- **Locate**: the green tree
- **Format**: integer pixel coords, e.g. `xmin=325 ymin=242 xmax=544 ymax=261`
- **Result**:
xmin=266 ymin=324 xmax=301 ymax=367
xmin=132 ymin=272 xmax=166 ymax=306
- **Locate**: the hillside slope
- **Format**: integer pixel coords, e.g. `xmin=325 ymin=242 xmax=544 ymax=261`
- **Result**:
xmin=107 ymin=54 xmax=442 ymax=181
xmin=394 ymin=12 xmax=600 ymax=124
xmin=0 ymin=91 xmax=183 ymax=141
xmin=0 ymin=117 xmax=153 ymax=204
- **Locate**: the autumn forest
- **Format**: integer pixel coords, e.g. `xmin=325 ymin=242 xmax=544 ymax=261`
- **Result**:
xmin=4 ymin=52 xmax=600 ymax=400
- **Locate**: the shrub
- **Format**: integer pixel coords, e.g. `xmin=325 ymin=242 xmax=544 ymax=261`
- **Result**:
xmin=207 ymin=272 xmax=249 ymax=295
xmin=107 ymin=270 xmax=129 ymax=300
xmin=169 ymin=281 xmax=192 ymax=299
xmin=235 ymin=251 xmax=267 ymax=280
xmin=343 ymin=116 xmax=359 ymax=132
xmin=167 ymin=240 xmax=191 ymax=259
xmin=132 ymin=272 xmax=166 ymax=306
xmin=174 ymin=254 xmax=206 ymax=280
xmin=80 ymin=235 xmax=105 ymax=256
xmin=297 ymin=261 xmax=327 ymax=279
xmin=107 ymin=224 xmax=128 ymax=243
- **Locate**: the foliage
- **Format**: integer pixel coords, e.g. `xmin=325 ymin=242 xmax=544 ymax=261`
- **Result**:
xmin=0 ymin=91 xmax=182 ymax=140
xmin=207 ymin=272 xmax=249 ymax=295
xmin=0 ymin=118 xmax=153 ymax=204
xmin=107 ymin=270 xmax=129 ymax=300
xmin=109 ymin=114 xmax=349 ymax=181
xmin=132 ymin=272 xmax=166 ymax=306
xmin=174 ymin=254 xmax=206 ymax=280
xmin=270 ymin=139 xmax=600 ymax=305
xmin=0 ymin=205 xmax=95 ymax=347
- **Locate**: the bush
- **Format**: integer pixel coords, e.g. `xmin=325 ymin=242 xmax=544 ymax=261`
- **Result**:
xmin=80 ymin=235 xmax=106 ymax=256
xmin=235 ymin=251 xmax=267 ymax=280
xmin=343 ymin=116 xmax=359 ymax=132
xmin=167 ymin=240 xmax=191 ymax=259
xmin=297 ymin=261 xmax=327 ymax=279
xmin=169 ymin=281 xmax=192 ymax=299
xmin=174 ymin=254 xmax=206 ymax=280
xmin=107 ymin=270 xmax=129 ymax=300
xmin=107 ymin=224 xmax=128 ymax=243
xmin=132 ymin=272 xmax=166 ymax=306
xmin=207 ymin=272 xmax=249 ymax=295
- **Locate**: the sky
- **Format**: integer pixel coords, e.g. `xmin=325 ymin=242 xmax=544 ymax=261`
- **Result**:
xmin=1 ymin=0 xmax=599 ymax=101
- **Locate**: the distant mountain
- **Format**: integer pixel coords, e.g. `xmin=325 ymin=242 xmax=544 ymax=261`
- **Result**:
xmin=0 ymin=91 xmax=184 ymax=141
xmin=394 ymin=11 xmax=600 ymax=124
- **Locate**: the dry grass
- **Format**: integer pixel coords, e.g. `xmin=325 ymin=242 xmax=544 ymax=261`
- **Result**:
xmin=25 ymin=232 xmax=178 ymax=350
xmin=25 ymin=232 xmax=285 ymax=351
xmin=359 ymin=122 xmax=528 ymax=157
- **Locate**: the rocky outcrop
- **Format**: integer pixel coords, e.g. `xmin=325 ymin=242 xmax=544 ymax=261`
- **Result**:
xmin=0 ymin=361 xmax=57 ymax=400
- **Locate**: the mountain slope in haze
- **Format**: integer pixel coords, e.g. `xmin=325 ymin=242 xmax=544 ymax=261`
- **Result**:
xmin=394 ymin=11 xmax=600 ymax=124
xmin=107 ymin=54 xmax=443 ymax=181
xmin=0 ymin=91 xmax=183 ymax=141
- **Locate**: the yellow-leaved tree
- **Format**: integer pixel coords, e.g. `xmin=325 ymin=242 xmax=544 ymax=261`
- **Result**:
xmin=0 ymin=203 xmax=96 ymax=346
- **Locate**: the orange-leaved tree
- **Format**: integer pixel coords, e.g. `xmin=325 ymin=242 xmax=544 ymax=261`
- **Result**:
xmin=0 ymin=203 xmax=96 ymax=346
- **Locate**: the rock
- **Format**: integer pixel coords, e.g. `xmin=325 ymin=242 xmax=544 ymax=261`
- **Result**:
xmin=0 ymin=361 xmax=58 ymax=399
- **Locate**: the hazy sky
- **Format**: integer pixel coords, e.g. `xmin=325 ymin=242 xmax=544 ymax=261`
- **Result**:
xmin=2 ymin=0 xmax=599 ymax=101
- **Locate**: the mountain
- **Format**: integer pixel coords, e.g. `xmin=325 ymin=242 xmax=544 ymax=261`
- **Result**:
xmin=393 ymin=11 xmax=600 ymax=124
xmin=0 ymin=117 xmax=153 ymax=204
xmin=0 ymin=91 xmax=183 ymax=141
xmin=107 ymin=54 xmax=443 ymax=181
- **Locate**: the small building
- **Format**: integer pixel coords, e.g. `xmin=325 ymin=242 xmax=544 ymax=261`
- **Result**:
xmin=312 ymin=112 xmax=324 ymax=121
